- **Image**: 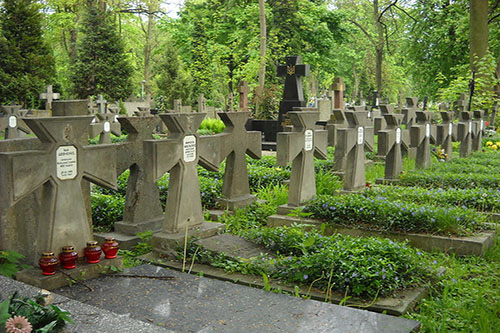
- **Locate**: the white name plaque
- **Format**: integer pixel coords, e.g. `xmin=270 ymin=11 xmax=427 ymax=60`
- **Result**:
xmin=448 ymin=123 xmax=453 ymax=136
xmin=468 ymin=121 xmax=472 ymax=133
xmin=103 ymin=121 xmax=111 ymax=132
xmin=56 ymin=146 xmax=77 ymax=180
xmin=396 ymin=128 xmax=402 ymax=144
xmin=425 ymin=123 xmax=431 ymax=138
xmin=8 ymin=116 xmax=16 ymax=128
xmin=480 ymin=120 xmax=484 ymax=131
xmin=304 ymin=130 xmax=313 ymax=151
xmin=183 ymin=135 xmax=197 ymax=163
xmin=357 ymin=127 xmax=364 ymax=145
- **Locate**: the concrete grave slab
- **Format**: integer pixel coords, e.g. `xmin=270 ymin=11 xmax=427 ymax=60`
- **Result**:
xmin=54 ymin=264 xmax=421 ymax=332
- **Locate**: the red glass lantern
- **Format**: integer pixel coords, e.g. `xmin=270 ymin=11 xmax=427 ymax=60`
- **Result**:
xmin=39 ymin=252 xmax=59 ymax=275
xmin=84 ymin=241 xmax=102 ymax=263
xmin=59 ymin=246 xmax=78 ymax=269
xmin=102 ymin=237 xmax=119 ymax=259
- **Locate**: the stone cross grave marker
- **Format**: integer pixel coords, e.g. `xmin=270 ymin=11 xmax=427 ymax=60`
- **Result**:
xmin=374 ymin=104 xmax=394 ymax=135
xmin=436 ymin=111 xmax=455 ymax=161
xmin=96 ymin=95 xmax=107 ymax=114
xmin=144 ymin=113 xmax=224 ymax=251
xmin=0 ymin=116 xmax=117 ymax=259
xmin=217 ymin=111 xmax=261 ymax=210
xmin=277 ymin=110 xmax=327 ymax=207
xmin=173 ymin=99 xmax=182 ymax=113
xmin=472 ymin=110 xmax=486 ymax=151
xmin=1 ymin=105 xmax=30 ymax=139
xmin=134 ymin=106 xmax=151 ymax=117
xmin=337 ymin=111 xmax=371 ymax=191
xmin=332 ymin=77 xmax=345 ymax=110
xmin=39 ymin=85 xmax=60 ymax=111
xmin=457 ymin=111 xmax=474 ymax=157
xmin=238 ymin=81 xmax=250 ymax=112
xmin=378 ymin=113 xmax=404 ymax=181
xmin=333 ymin=106 xmax=374 ymax=173
xmin=454 ymin=94 xmax=467 ymax=117
xmin=227 ymin=92 xmax=235 ymax=112
xmin=326 ymin=109 xmax=346 ymax=147
xmin=277 ymin=56 xmax=310 ymax=127
xmin=113 ymin=116 xmax=164 ymax=235
xmin=197 ymin=94 xmax=207 ymax=113
xmin=410 ymin=111 xmax=434 ymax=169
xmin=89 ymin=108 xmax=121 ymax=144
xmin=377 ymin=106 xmax=410 ymax=159
xmin=402 ymin=97 xmax=419 ymax=128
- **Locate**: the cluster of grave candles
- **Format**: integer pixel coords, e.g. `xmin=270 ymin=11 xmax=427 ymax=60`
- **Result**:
xmin=38 ymin=237 xmax=119 ymax=275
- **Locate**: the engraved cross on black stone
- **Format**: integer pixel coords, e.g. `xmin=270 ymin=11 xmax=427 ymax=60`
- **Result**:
xmin=277 ymin=56 xmax=310 ymax=102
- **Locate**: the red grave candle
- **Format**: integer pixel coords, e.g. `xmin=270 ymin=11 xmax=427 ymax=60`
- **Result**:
xmin=59 ymin=246 xmax=78 ymax=269
xmin=84 ymin=240 xmax=102 ymax=263
xmin=102 ymin=237 xmax=119 ymax=259
xmin=39 ymin=252 xmax=59 ymax=275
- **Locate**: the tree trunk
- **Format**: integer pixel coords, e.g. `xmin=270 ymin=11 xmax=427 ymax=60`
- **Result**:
xmin=352 ymin=64 xmax=359 ymax=103
xmin=469 ymin=0 xmax=488 ymax=69
xmin=256 ymin=0 xmax=267 ymax=112
xmin=373 ymin=0 xmax=384 ymax=93
xmin=143 ymin=10 xmax=154 ymax=104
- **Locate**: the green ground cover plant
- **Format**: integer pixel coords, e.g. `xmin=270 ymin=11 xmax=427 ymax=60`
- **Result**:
xmin=399 ymin=171 xmax=500 ymax=189
xmin=304 ymin=194 xmax=488 ymax=236
xmin=364 ymin=186 xmax=500 ymax=213
xmin=180 ymin=226 xmax=436 ymax=299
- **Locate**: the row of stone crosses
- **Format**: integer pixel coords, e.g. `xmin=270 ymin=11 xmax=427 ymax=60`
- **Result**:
xmin=0 ymin=56 xmax=490 ymax=266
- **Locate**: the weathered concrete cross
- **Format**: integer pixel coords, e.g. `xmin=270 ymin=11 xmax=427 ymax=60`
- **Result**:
xmin=0 ymin=105 xmax=31 ymax=139
xmin=472 ymin=110 xmax=486 ymax=151
xmin=457 ymin=111 xmax=474 ymax=157
xmin=134 ymin=106 xmax=151 ymax=117
xmin=238 ymin=81 xmax=250 ymax=112
xmin=326 ymin=109 xmax=346 ymax=147
xmin=173 ymin=99 xmax=182 ymax=113
xmin=337 ymin=111 xmax=371 ymax=191
xmin=378 ymin=113 xmax=404 ymax=181
xmin=332 ymin=77 xmax=345 ymax=110
xmin=402 ymin=97 xmax=419 ymax=128
xmin=89 ymin=110 xmax=121 ymax=144
xmin=377 ymin=106 xmax=410 ymax=159
xmin=374 ymin=104 xmax=393 ymax=135
xmin=277 ymin=110 xmax=327 ymax=206
xmin=96 ymin=95 xmax=107 ymax=114
xmin=144 ymin=113 xmax=224 ymax=251
xmin=436 ymin=111 xmax=455 ymax=161
xmin=197 ymin=94 xmax=207 ymax=113
xmin=113 ymin=116 xmax=163 ymax=235
xmin=410 ymin=111 xmax=434 ymax=169
xmin=39 ymin=85 xmax=60 ymax=111
xmin=0 ymin=116 xmax=117 ymax=258
xmin=1 ymin=105 xmax=30 ymax=139
xmin=217 ymin=112 xmax=261 ymax=209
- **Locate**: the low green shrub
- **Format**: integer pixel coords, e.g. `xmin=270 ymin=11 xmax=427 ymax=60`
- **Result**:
xmin=399 ymin=171 xmax=500 ymax=189
xmin=364 ymin=186 xmax=500 ymax=213
xmin=198 ymin=118 xmax=225 ymax=134
xmin=182 ymin=227 xmax=435 ymax=298
xmin=304 ymin=194 xmax=488 ymax=236
xmin=0 ymin=251 xmax=30 ymax=278
xmin=90 ymin=193 xmax=125 ymax=231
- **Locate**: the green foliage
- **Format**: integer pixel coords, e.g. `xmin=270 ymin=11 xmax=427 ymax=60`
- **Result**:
xmin=90 ymin=193 xmax=125 ymax=231
xmin=198 ymin=118 xmax=225 ymax=134
xmin=0 ymin=0 xmax=56 ymax=107
xmin=1 ymin=291 xmax=72 ymax=332
xmin=0 ymin=251 xmax=29 ymax=278
xmin=399 ymin=171 xmax=500 ymax=190
xmin=71 ymin=0 xmax=132 ymax=100
xmin=364 ymin=186 xmax=500 ymax=213
xmin=182 ymin=227 xmax=435 ymax=298
xmin=305 ymin=194 xmax=487 ymax=236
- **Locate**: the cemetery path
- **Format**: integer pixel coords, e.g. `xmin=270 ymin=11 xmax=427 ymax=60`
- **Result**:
xmin=55 ymin=264 xmax=420 ymax=332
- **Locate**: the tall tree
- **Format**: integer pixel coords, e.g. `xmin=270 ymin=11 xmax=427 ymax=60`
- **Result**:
xmin=0 ymin=0 xmax=56 ymax=107
xmin=71 ymin=0 xmax=132 ymax=100
xmin=470 ymin=0 xmax=488 ymax=68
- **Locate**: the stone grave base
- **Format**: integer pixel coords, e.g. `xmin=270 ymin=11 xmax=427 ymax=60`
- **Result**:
xmin=337 ymin=188 xmax=365 ymax=195
xmin=267 ymin=215 xmax=498 ymax=256
xmin=94 ymin=232 xmax=142 ymax=250
xmin=217 ymin=194 xmax=257 ymax=210
xmin=114 ymin=216 xmax=164 ymax=236
xmin=152 ymin=221 xmax=225 ymax=255
xmin=375 ymin=177 xmax=401 ymax=185
xmin=486 ymin=213 xmax=500 ymax=222
xmin=141 ymin=253 xmax=426 ymax=317
xmin=277 ymin=203 xmax=306 ymax=215
xmin=16 ymin=256 xmax=123 ymax=290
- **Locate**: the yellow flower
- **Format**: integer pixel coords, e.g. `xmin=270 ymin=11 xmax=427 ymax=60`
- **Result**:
xmin=486 ymin=141 xmax=493 ymax=146
xmin=496 ymin=142 xmax=500 ymax=147
xmin=492 ymin=145 xmax=498 ymax=150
